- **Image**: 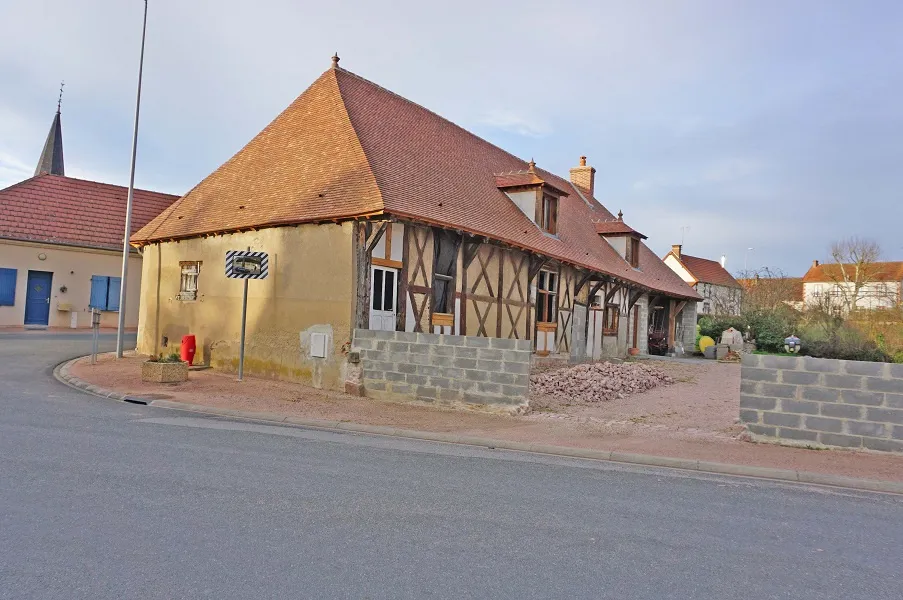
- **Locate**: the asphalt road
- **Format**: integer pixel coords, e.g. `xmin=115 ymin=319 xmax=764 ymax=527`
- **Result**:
xmin=1 ymin=333 xmax=901 ymax=599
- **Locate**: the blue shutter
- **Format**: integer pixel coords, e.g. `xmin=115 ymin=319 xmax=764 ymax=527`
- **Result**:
xmin=0 ymin=268 xmax=17 ymax=306
xmin=107 ymin=277 xmax=121 ymax=312
xmin=89 ymin=276 xmax=109 ymax=310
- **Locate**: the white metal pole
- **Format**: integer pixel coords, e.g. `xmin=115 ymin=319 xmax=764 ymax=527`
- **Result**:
xmin=116 ymin=0 xmax=149 ymax=358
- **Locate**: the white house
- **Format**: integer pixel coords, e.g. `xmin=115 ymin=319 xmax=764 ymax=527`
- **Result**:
xmin=663 ymin=245 xmax=743 ymax=316
xmin=802 ymin=260 xmax=902 ymax=312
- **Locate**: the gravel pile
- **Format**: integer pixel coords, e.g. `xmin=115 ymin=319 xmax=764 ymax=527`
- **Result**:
xmin=530 ymin=361 xmax=674 ymax=404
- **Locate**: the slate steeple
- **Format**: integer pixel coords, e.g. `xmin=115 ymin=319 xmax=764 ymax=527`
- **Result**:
xmin=35 ymin=84 xmax=65 ymax=176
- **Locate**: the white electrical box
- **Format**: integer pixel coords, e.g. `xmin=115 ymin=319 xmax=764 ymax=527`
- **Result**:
xmin=310 ymin=332 xmax=327 ymax=358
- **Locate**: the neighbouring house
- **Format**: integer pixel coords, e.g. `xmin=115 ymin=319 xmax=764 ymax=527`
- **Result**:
xmin=802 ymin=259 xmax=902 ymax=312
xmin=130 ymin=57 xmax=700 ymax=395
xmin=663 ymin=245 xmax=743 ymax=316
xmin=0 ymin=107 xmax=179 ymax=329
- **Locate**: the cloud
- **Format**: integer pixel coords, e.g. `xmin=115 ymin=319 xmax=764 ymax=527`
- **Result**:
xmin=479 ymin=109 xmax=552 ymax=138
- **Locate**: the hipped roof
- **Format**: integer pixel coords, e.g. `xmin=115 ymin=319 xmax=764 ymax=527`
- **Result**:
xmin=132 ymin=65 xmax=699 ymax=300
xmin=803 ymin=262 xmax=903 ymax=283
xmin=0 ymin=174 xmax=178 ymax=252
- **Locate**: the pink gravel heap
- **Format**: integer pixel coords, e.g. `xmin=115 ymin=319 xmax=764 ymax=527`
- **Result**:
xmin=530 ymin=361 xmax=674 ymax=404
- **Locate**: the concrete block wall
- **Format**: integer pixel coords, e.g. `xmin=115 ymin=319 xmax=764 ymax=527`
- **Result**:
xmin=352 ymin=329 xmax=532 ymax=408
xmin=740 ymin=354 xmax=903 ymax=452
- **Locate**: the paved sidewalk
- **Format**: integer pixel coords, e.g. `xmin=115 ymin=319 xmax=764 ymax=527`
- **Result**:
xmin=61 ymin=353 xmax=903 ymax=491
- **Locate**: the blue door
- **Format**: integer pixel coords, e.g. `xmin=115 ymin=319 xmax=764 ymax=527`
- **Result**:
xmin=24 ymin=270 xmax=53 ymax=326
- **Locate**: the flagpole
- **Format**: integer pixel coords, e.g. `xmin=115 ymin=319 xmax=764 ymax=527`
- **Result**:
xmin=116 ymin=0 xmax=148 ymax=358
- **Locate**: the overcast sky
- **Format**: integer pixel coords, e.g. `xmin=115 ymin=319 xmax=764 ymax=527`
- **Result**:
xmin=2 ymin=0 xmax=901 ymax=275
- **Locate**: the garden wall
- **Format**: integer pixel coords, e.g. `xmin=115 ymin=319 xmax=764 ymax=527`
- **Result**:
xmin=351 ymin=329 xmax=532 ymax=408
xmin=740 ymin=354 xmax=903 ymax=452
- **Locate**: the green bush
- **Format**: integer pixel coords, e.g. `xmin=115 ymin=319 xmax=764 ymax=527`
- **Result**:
xmin=745 ymin=309 xmax=800 ymax=353
xmin=802 ymin=340 xmax=890 ymax=363
xmin=697 ymin=315 xmax=747 ymax=341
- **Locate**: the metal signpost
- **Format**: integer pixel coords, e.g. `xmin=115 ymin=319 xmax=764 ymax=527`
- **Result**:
xmin=90 ymin=308 xmax=101 ymax=365
xmin=225 ymin=249 xmax=269 ymax=380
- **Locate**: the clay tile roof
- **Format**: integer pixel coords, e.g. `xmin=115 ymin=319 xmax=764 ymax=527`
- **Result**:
xmin=494 ymin=171 xmax=570 ymax=196
xmin=0 ymin=174 xmax=178 ymax=251
xmin=593 ymin=220 xmax=647 ymax=239
xmin=802 ymin=262 xmax=903 ymax=283
xmin=132 ymin=66 xmax=699 ymax=301
xmin=674 ymin=254 xmax=742 ymax=288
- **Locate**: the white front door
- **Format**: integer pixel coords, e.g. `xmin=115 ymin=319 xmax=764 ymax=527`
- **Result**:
xmin=369 ymin=266 xmax=398 ymax=331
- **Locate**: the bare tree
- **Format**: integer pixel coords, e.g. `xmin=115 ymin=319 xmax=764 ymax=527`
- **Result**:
xmin=737 ymin=267 xmax=802 ymax=312
xmin=824 ymin=237 xmax=892 ymax=313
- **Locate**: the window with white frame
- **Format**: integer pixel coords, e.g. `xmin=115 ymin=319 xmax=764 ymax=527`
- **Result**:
xmin=179 ymin=261 xmax=201 ymax=300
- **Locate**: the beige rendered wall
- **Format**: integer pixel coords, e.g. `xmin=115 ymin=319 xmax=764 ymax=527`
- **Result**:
xmin=0 ymin=239 xmax=142 ymax=329
xmin=136 ymin=224 xmax=354 ymax=390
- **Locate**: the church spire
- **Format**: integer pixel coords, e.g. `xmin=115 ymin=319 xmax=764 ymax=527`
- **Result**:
xmin=35 ymin=82 xmax=65 ymax=176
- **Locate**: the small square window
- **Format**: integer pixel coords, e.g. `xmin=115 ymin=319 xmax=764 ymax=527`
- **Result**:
xmin=179 ymin=261 xmax=201 ymax=301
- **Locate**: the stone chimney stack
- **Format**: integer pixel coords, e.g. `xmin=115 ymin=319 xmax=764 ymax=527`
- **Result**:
xmin=569 ymin=156 xmax=596 ymax=197
xmin=672 ymin=244 xmax=682 ymax=259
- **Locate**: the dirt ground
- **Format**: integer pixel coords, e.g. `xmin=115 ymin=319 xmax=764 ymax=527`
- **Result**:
xmin=70 ymin=353 xmax=903 ymax=483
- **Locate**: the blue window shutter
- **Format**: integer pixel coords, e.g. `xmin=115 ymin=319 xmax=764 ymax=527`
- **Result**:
xmin=0 ymin=268 xmax=17 ymax=306
xmin=107 ymin=277 xmax=121 ymax=312
xmin=90 ymin=276 xmax=109 ymax=310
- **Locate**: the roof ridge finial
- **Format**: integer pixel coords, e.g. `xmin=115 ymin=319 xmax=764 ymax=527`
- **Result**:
xmin=528 ymin=158 xmax=535 ymax=173
xmin=57 ymin=81 xmax=65 ymax=113
xmin=331 ymin=53 xmax=340 ymax=69
xmin=617 ymin=209 xmax=623 ymax=221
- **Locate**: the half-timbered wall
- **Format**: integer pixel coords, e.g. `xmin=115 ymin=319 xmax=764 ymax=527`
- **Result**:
xmin=402 ymin=225 xmax=434 ymax=333
xmin=555 ymin=265 xmax=577 ymax=355
xmin=461 ymin=244 xmax=530 ymax=340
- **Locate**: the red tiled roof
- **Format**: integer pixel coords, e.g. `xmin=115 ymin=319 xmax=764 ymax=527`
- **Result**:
xmin=494 ymin=171 xmax=570 ymax=196
xmin=802 ymin=262 xmax=903 ymax=283
xmin=671 ymin=253 xmax=742 ymax=288
xmin=0 ymin=174 xmax=178 ymax=251
xmin=594 ymin=220 xmax=647 ymax=239
xmin=133 ymin=66 xmax=699 ymax=300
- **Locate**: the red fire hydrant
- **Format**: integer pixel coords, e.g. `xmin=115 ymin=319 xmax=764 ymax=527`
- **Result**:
xmin=180 ymin=334 xmax=196 ymax=366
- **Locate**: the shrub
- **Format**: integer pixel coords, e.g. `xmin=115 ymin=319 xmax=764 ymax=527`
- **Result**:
xmin=803 ymin=340 xmax=890 ymax=363
xmin=745 ymin=308 xmax=800 ymax=353
xmin=150 ymin=352 xmax=183 ymax=363
xmin=697 ymin=315 xmax=747 ymax=342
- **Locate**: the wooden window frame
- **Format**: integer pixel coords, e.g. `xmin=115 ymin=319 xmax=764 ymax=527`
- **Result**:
xmin=536 ymin=269 xmax=558 ymax=324
xmin=603 ymin=303 xmax=620 ymax=336
xmin=626 ymin=237 xmax=641 ymax=268
xmin=178 ymin=261 xmax=201 ymax=301
xmin=537 ymin=192 xmax=558 ymax=235
xmin=431 ymin=229 xmax=460 ymax=315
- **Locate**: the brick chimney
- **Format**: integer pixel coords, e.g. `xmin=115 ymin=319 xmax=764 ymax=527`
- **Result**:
xmin=569 ymin=156 xmax=596 ymax=197
xmin=672 ymin=244 xmax=682 ymax=259
xmin=812 ymin=259 xmax=820 ymax=268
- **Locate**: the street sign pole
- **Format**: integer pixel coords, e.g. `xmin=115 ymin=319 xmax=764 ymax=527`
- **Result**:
xmin=225 ymin=246 xmax=268 ymax=382
xmin=238 ymin=275 xmax=249 ymax=381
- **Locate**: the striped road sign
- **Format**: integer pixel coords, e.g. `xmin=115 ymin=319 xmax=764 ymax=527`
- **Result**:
xmin=226 ymin=250 xmax=269 ymax=279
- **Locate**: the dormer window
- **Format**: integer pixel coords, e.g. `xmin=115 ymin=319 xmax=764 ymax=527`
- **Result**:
xmin=538 ymin=193 xmax=558 ymax=234
xmin=594 ymin=211 xmax=647 ymax=268
xmin=626 ymin=237 xmax=641 ymax=268
xmin=495 ymin=161 xmax=568 ymax=235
